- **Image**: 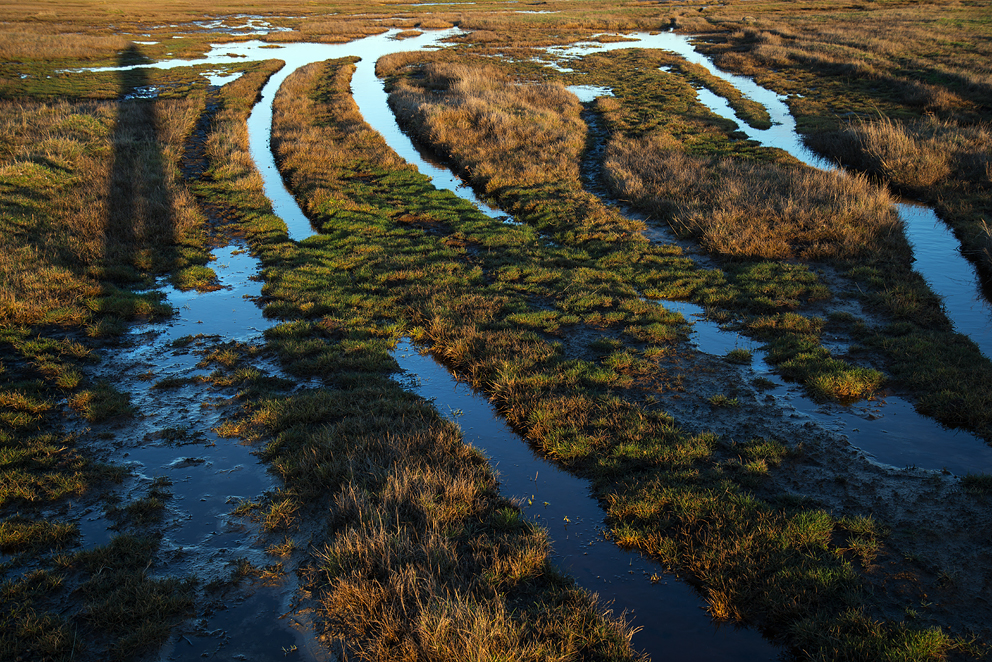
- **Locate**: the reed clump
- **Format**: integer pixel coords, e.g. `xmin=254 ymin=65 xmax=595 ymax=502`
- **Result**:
xmin=819 ymin=115 xmax=992 ymax=189
xmin=808 ymin=116 xmax=992 ymax=193
xmin=299 ymin=19 xmax=387 ymax=43
xmin=604 ymin=133 xmax=904 ymax=262
xmin=806 ymin=115 xmax=992 ymax=270
xmin=391 ymin=62 xmax=586 ymax=192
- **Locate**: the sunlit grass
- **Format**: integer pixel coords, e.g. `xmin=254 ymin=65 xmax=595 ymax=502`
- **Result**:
xmin=197 ymin=58 xmax=645 ymax=659
xmin=0 ymin=0 xmax=989 ymax=658
xmin=237 ymin=53 xmax=966 ymax=660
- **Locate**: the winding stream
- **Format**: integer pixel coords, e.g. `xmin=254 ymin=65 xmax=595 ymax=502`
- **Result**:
xmin=549 ymin=32 xmax=992 ymax=474
xmin=549 ymin=32 xmax=992 ymax=360
xmin=82 ymin=24 xmax=992 ymax=661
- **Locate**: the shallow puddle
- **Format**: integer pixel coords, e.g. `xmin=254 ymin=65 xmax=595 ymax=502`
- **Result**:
xmin=567 ymin=84 xmax=614 ymax=102
xmin=897 ymin=201 xmax=992 ymax=356
xmin=84 ymin=237 xmax=314 ymax=653
xmin=151 ymin=246 xmax=270 ymax=342
xmin=157 ymin=582 xmax=331 ymax=662
xmin=90 ymin=246 xmax=278 ymax=552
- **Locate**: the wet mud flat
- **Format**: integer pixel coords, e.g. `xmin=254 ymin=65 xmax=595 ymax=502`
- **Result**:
xmin=85 ymin=258 xmax=317 ymax=661
xmin=66 ymin=236 xmax=329 ymax=659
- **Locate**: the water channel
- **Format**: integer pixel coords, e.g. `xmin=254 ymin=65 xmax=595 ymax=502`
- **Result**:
xmin=546 ymin=32 xmax=992 ymax=475
xmin=81 ymin=25 xmax=992 ymax=660
xmin=549 ymin=32 xmax=992 ymax=360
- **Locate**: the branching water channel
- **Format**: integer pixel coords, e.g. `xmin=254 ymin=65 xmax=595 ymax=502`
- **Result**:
xmin=84 ymin=25 xmax=992 ymax=660
xmin=89 ymin=28 xmax=779 ymax=660
xmin=549 ymin=32 xmax=992 ymax=475
xmin=549 ymin=32 xmax=992 ymax=361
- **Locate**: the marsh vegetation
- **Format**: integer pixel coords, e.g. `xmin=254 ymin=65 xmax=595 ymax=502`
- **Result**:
xmin=2 ymin=1 xmax=992 ymax=661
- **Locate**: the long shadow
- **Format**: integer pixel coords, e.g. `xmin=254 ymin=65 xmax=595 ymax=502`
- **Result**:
xmin=106 ymin=45 xmax=174 ymax=283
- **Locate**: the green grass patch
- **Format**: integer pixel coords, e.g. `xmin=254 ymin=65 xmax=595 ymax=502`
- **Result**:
xmin=170 ymin=264 xmax=219 ymax=292
xmin=961 ymin=473 xmax=992 ymax=496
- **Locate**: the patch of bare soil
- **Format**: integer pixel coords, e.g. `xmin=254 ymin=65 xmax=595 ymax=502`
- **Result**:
xmin=651 ymin=338 xmax=992 ymax=644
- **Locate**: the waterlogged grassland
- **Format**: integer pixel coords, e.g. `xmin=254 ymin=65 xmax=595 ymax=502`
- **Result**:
xmin=386 ymin=56 xmax=894 ymax=406
xmin=392 ymin=10 xmax=992 ymax=437
xmin=190 ymin=60 xmax=644 ymax=660
xmin=0 ymin=72 xmax=219 ymax=659
xmin=246 ymin=57 xmax=974 ymax=660
xmin=572 ymin=38 xmax=992 ymax=438
xmin=1 ymin=0 xmax=991 ymax=659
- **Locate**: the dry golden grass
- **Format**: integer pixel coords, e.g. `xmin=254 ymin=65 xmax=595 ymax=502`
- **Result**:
xmin=838 ymin=117 xmax=952 ymax=189
xmin=694 ymin=2 xmax=992 ymax=280
xmin=703 ymin=1 xmax=992 ymax=106
xmin=388 ymin=59 xmax=651 ymax=246
xmin=390 ymin=62 xmax=585 ymax=193
xmin=298 ymin=19 xmax=388 ymax=43
xmin=0 ymin=27 xmax=129 ymax=60
xmin=810 ymin=115 xmax=992 ymax=192
xmin=804 ymin=114 xmax=992 ymax=268
xmin=313 ymin=448 xmax=636 ymax=662
xmin=604 ymin=133 xmax=904 ymax=262
xmin=0 ymin=96 xmax=203 ymax=325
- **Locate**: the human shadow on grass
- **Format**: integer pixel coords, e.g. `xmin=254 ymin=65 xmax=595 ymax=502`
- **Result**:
xmin=105 ymin=44 xmax=176 ymax=285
